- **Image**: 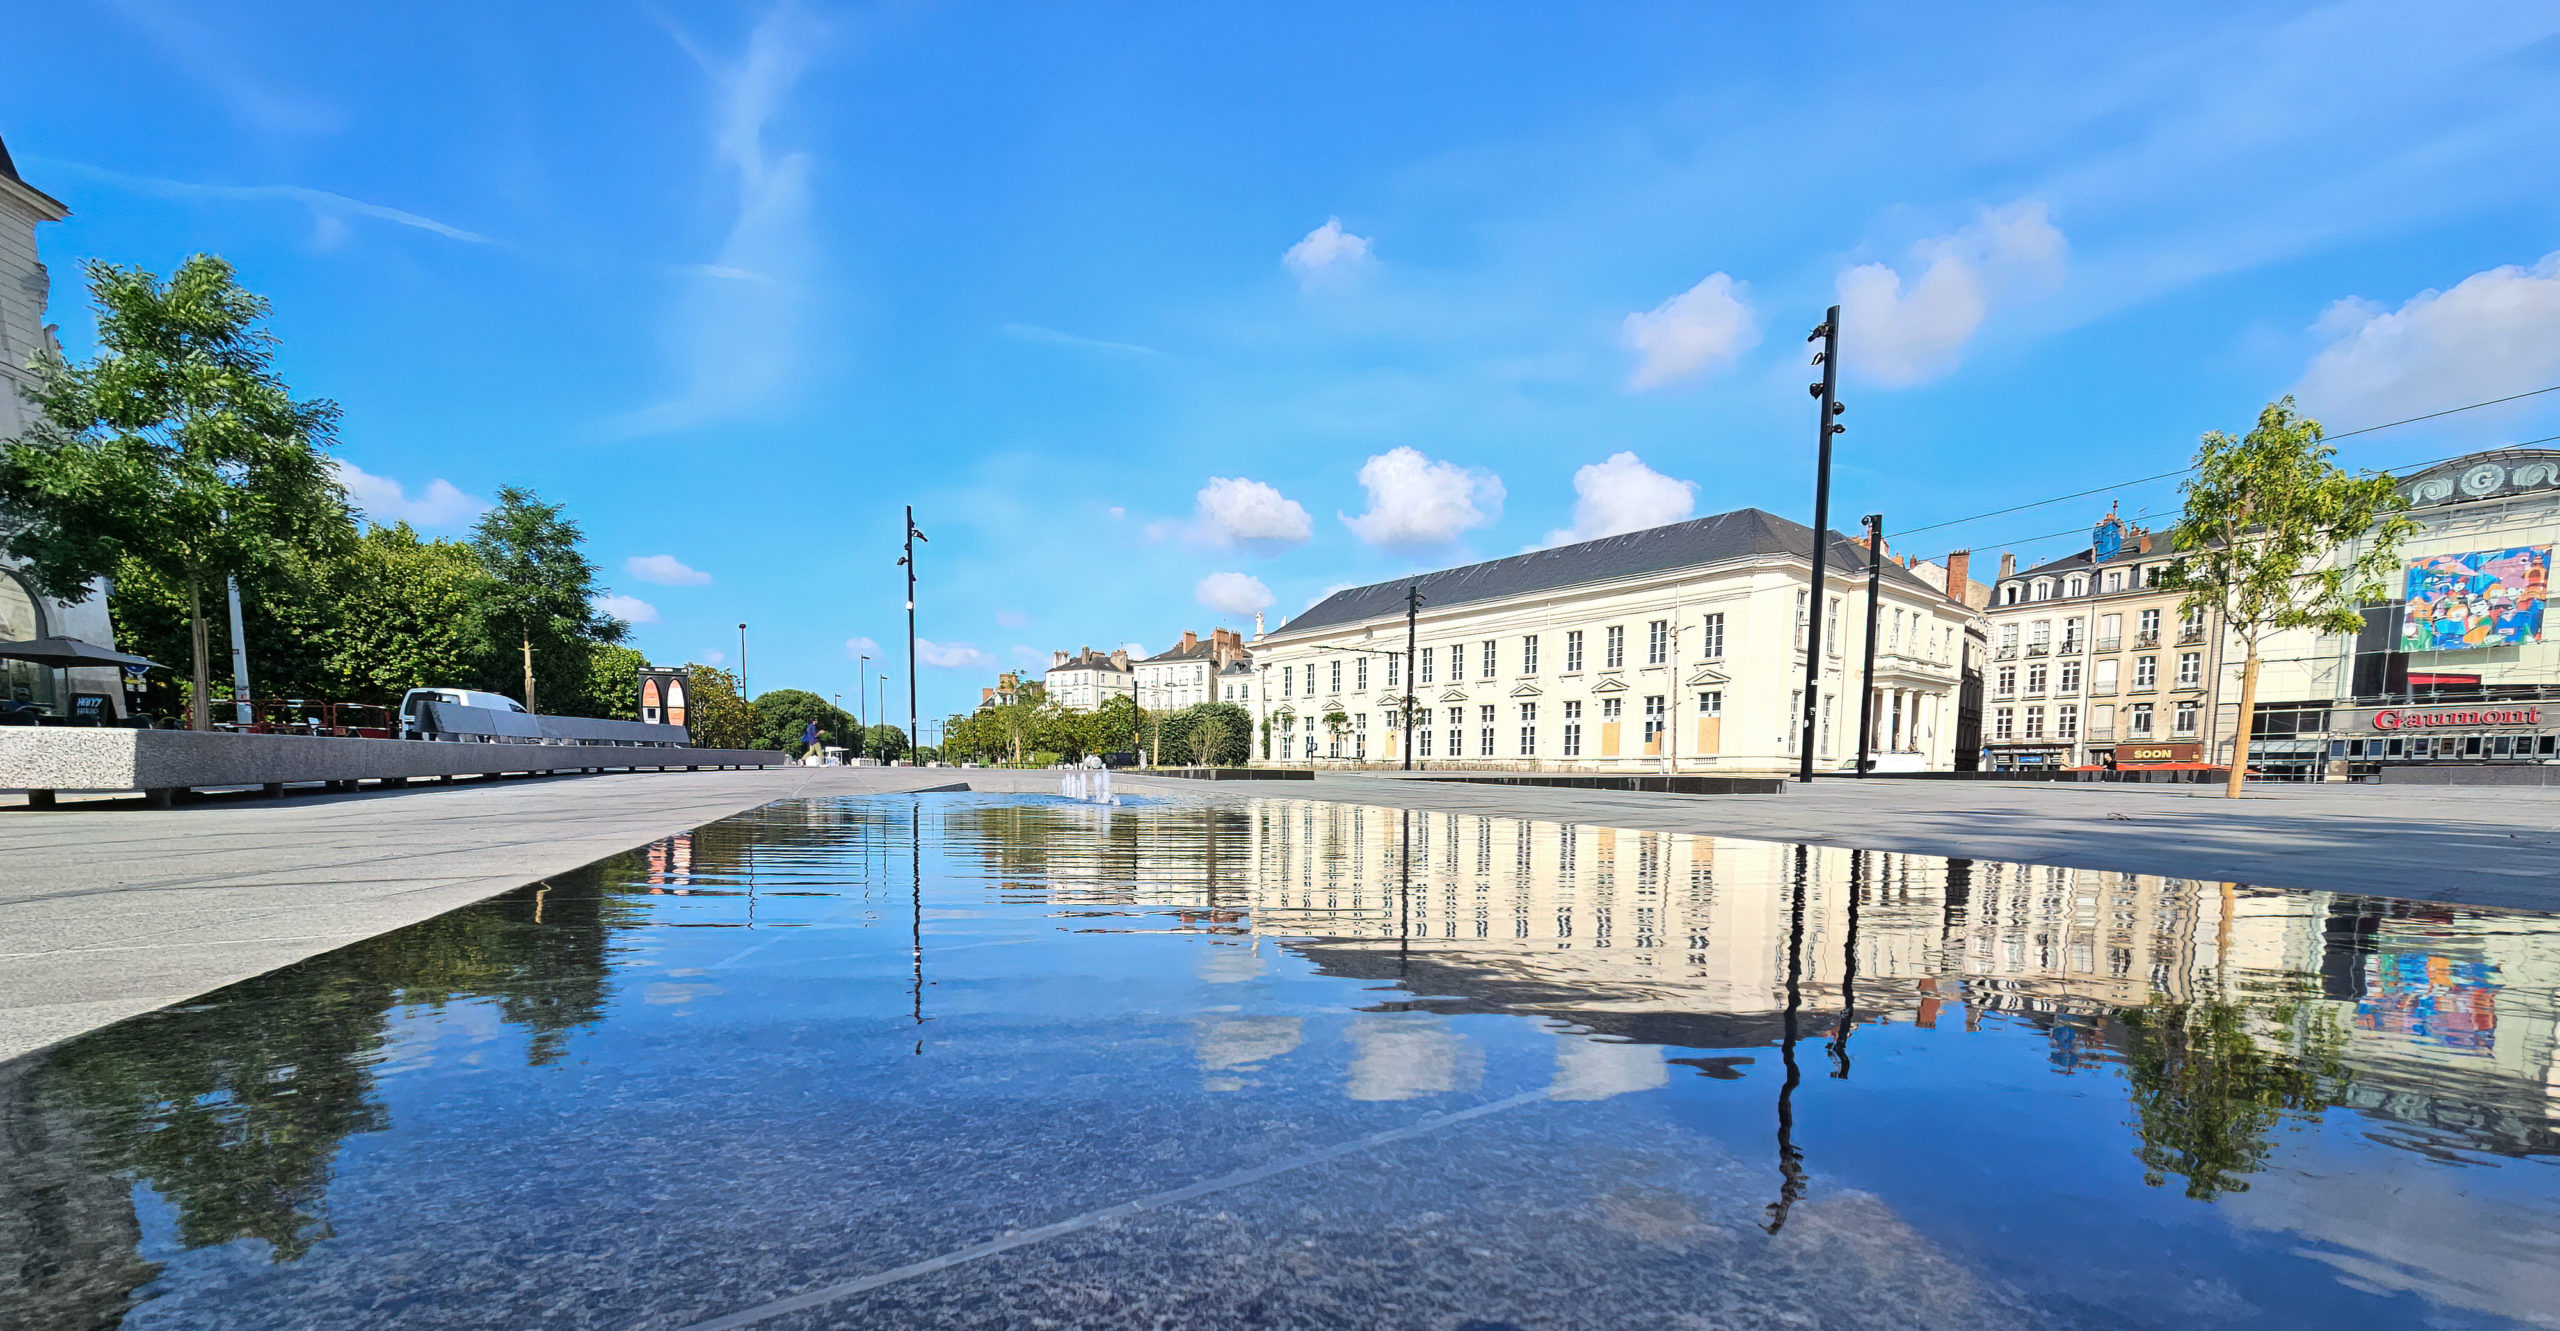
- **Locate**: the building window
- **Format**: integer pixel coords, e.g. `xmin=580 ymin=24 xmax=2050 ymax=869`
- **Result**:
xmin=1446 ymin=707 xmax=1464 ymax=759
xmin=1994 ymin=707 xmax=2014 ymax=740
xmin=1700 ymin=613 xmax=1725 ymax=660
xmin=1601 ymin=697 xmax=1623 ymax=721
xmin=1386 ymin=654 xmax=1399 ymax=688
xmin=1283 ymin=665 xmax=1293 ymax=696
xmin=2174 ymin=700 xmax=2199 ymax=735
xmin=2135 ymin=656 xmax=2157 ymax=690
xmin=2066 ymin=575 xmax=2087 ymax=596
xmin=2001 ymin=584 xmax=2020 ymax=606
xmin=1418 ymin=725 xmax=1433 ymax=758
xmin=2093 ymin=658 xmax=2119 ymax=693
xmin=1479 ymin=705 xmax=1496 ymax=757
xmin=2030 ymin=619 xmax=2051 ymax=651
xmin=1518 ymin=702 xmax=1538 ymax=755
xmin=1565 ymin=630 xmax=1583 ymax=673
xmin=1697 ymin=690 xmax=1722 ymax=716
xmin=2026 ymin=663 xmax=2047 ymax=694
xmin=1821 ymin=694 xmax=1834 ymax=754
xmin=1330 ymin=660 xmax=1342 ymax=692
xmin=2032 ymin=579 xmax=2052 ymax=600
xmin=1647 ymin=619 xmax=1669 ymax=665
xmin=2180 ymin=607 xmax=2205 ymax=641
xmin=1795 ymin=591 xmax=1810 ymax=646
xmin=1605 ymin=625 xmax=1625 ymax=669
xmin=2058 ymin=703 xmax=2079 ymax=740
xmin=1562 ymin=700 xmax=1582 ymax=756
xmin=1826 ymin=599 xmax=1841 ymax=654
xmin=2059 ymin=661 xmax=2080 ymax=693
xmin=1996 ymin=666 xmax=2016 ymax=696
xmin=1418 ymin=647 xmax=1434 ymax=685
xmin=2177 ymin=652 xmax=2200 ymax=687
xmin=1643 ymin=694 xmax=1665 ymax=744
xmin=1480 ymin=641 xmax=1496 ymax=679
xmin=2105 ymin=570 xmax=2124 ymax=592
xmin=1356 ymin=657 xmax=1368 ymax=691
xmin=2130 ymin=703 xmax=2154 ymax=736
xmin=1522 ymin=635 xmax=1539 ymax=674
xmin=2137 ymin=608 xmax=2160 ymax=644
xmin=1787 ymin=690 xmax=1802 ymax=752
xmin=1999 ymin=623 xmax=2018 ymax=655
xmin=2024 ymin=706 xmax=2045 ymax=739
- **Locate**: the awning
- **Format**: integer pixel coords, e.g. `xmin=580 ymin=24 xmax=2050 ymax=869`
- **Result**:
xmin=0 ymin=637 xmax=163 ymax=670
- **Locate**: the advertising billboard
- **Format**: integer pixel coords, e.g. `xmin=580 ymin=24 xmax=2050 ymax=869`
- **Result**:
xmin=638 ymin=666 xmax=690 ymax=728
xmin=2399 ymin=546 xmax=2549 ymax=652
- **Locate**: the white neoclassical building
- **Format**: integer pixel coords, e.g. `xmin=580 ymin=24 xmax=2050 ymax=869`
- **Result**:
xmin=0 ymin=134 xmax=126 ymax=717
xmin=1041 ymin=646 xmax=1133 ymax=711
xmin=1247 ymin=508 xmax=1978 ymax=774
xmin=1135 ymin=628 xmax=1248 ymax=711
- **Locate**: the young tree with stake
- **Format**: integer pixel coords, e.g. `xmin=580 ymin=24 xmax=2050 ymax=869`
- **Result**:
xmin=2157 ymin=398 xmax=2414 ymax=798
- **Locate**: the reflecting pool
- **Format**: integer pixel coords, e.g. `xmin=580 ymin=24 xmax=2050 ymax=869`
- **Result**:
xmin=4 ymin=793 xmax=2558 ymax=1329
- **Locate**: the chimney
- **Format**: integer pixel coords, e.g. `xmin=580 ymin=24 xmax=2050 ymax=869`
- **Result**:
xmin=1053 ymin=649 xmax=1070 ymax=667
xmin=2136 ymin=531 xmax=2153 ymax=554
xmin=979 ymin=687 xmax=994 ymax=706
xmin=1110 ymin=648 xmax=1129 ymax=671
xmin=1181 ymin=629 xmax=1199 ymax=653
xmin=1945 ymin=550 xmax=1969 ymax=600
xmin=1997 ymin=551 xmax=2016 ymax=581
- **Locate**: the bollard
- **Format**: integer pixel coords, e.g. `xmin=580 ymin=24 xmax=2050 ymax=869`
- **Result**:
xmin=262 ymin=782 xmax=284 ymax=798
xmin=144 ymin=788 xmax=175 ymax=810
xmin=27 ymin=789 xmax=56 ymax=808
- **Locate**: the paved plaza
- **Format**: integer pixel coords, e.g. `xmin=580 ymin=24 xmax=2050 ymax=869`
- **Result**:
xmin=7 ymin=768 xmax=2556 ymax=1062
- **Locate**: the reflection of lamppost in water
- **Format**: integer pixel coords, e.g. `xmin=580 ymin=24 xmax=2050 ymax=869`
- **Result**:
xmin=1765 ymin=843 xmax=1811 ymax=1235
xmin=910 ymin=797 xmax=926 ymax=1053
xmin=1829 ymin=849 xmax=1864 ymax=1079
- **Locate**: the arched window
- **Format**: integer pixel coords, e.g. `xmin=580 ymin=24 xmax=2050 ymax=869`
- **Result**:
xmin=0 ymin=570 xmax=53 ymax=709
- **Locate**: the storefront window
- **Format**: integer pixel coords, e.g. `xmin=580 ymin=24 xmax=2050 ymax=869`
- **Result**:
xmin=0 ymin=571 xmax=54 ymax=710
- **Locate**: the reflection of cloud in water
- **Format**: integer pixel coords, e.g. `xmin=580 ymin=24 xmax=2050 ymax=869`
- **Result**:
xmin=2221 ymin=1149 xmax=2560 ymax=1327
xmin=1196 ymin=943 xmax=1265 ymax=985
xmin=1345 ymin=1013 xmax=1484 ymax=1101
xmin=1550 ymin=1034 xmax=1668 ymax=1101
xmin=1191 ymin=1015 xmax=1303 ymax=1091
xmin=644 ymin=983 xmax=722 ymax=1006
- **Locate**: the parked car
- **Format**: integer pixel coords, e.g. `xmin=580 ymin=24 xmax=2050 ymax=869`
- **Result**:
xmin=398 ymin=688 xmax=530 ymax=741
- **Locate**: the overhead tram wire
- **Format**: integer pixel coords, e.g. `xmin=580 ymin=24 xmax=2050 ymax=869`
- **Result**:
xmin=1888 ymin=383 xmax=2560 ymax=541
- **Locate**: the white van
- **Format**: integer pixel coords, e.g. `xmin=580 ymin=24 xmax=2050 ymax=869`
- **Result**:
xmin=399 ymin=688 xmax=529 ymax=740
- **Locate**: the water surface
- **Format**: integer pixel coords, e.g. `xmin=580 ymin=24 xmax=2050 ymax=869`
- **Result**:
xmin=4 ymin=792 xmax=2555 ymax=1329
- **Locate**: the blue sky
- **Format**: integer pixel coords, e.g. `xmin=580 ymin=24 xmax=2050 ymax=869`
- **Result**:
xmin=9 ymin=2 xmax=2560 ymax=724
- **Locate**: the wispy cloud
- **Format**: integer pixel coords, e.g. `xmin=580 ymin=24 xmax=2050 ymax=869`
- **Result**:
xmin=54 ymin=163 xmax=488 ymax=244
xmin=916 ymin=638 xmax=994 ymax=671
xmin=845 ymin=636 xmax=883 ymax=660
xmin=103 ymin=0 xmax=336 ymax=134
xmin=1002 ymin=322 xmax=1163 ymax=357
xmin=616 ymin=3 xmax=827 ymax=435
xmin=625 ymin=554 xmax=713 ymax=586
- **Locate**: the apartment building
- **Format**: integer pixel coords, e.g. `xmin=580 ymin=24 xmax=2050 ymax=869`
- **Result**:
xmin=1136 ymin=628 xmax=1249 ymax=711
xmin=1041 ymin=646 xmax=1133 ymax=711
xmin=1978 ymin=509 xmax=2228 ymax=772
xmin=1247 ymin=508 xmax=1976 ymax=774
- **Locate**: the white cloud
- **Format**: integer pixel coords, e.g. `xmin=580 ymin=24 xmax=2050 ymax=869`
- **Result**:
xmin=1341 ymin=447 xmax=1504 ymax=547
xmin=916 ymin=638 xmax=994 ymax=670
xmin=844 ymin=636 xmax=883 ymax=660
xmin=995 ymin=609 xmax=1030 ymax=629
xmin=332 ymin=460 xmax=487 ymax=528
xmin=703 ymin=649 xmax=727 ymax=666
xmin=1837 ymin=201 xmax=2067 ymax=387
xmin=1545 ymin=452 xmax=1697 ymax=546
xmin=616 ymin=4 xmax=824 ymax=435
xmin=2293 ymin=251 xmax=2560 ymax=427
xmin=592 ymin=593 xmax=659 ymax=625
xmin=1283 ymin=217 xmax=1374 ymax=287
xmin=1621 ymin=273 xmax=1759 ymax=390
xmin=1190 ymin=476 xmax=1312 ymax=548
xmin=625 ymin=553 xmax=712 ymax=586
xmin=1196 ymin=572 xmax=1276 ymax=617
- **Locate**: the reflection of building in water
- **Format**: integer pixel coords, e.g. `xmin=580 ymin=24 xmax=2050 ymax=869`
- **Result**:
xmin=0 ymin=1057 xmax=158 ymax=1329
xmin=961 ymin=796 xmax=2560 ymax=1159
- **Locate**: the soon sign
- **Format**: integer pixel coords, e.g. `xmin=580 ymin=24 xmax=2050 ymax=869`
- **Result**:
xmin=2369 ymin=707 xmax=2542 ymax=731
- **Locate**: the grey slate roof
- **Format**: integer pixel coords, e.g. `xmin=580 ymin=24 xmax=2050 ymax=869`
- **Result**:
xmin=0 ymin=133 xmax=17 ymax=184
xmin=1282 ymin=507 xmax=1934 ymax=637
xmin=1139 ymin=639 xmax=1218 ymax=664
xmin=1044 ymin=648 xmax=1129 ymax=676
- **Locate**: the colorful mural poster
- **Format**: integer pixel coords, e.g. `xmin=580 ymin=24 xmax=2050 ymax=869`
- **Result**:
xmin=2399 ymin=545 xmax=2550 ymax=651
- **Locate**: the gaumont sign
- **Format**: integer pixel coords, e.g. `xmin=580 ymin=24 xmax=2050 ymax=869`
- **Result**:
xmin=2367 ymin=706 xmax=2542 ymax=731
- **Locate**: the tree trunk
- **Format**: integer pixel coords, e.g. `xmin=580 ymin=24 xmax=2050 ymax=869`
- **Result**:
xmin=521 ymin=628 xmax=537 ymax=714
xmin=187 ymin=578 xmax=213 ymax=732
xmin=2223 ymin=649 xmax=2261 ymax=798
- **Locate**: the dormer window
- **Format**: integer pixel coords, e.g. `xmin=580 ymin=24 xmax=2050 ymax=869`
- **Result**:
xmin=2031 ymin=579 xmax=2053 ymax=601
xmin=2000 ymin=583 xmax=2022 ymax=605
xmin=2065 ymin=575 xmax=2087 ymax=597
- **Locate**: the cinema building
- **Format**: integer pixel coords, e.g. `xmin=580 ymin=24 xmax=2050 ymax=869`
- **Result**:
xmin=1247 ymin=508 xmax=1981 ymax=775
xmin=2237 ymin=449 xmax=2558 ymax=780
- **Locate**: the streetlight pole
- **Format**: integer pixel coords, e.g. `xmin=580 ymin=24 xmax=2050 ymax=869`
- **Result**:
xmin=1798 ymin=305 xmax=1845 ymax=782
xmin=1402 ymin=584 xmax=1423 ymax=771
xmin=738 ymin=623 xmax=749 ymax=699
xmin=857 ymin=654 xmax=869 ymax=729
xmin=900 ymin=506 xmax=928 ymax=762
xmin=1855 ymin=513 xmax=1884 ymax=777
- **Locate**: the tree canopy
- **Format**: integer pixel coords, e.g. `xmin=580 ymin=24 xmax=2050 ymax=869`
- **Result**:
xmin=470 ymin=486 xmax=626 ymax=714
xmin=752 ymin=689 xmax=863 ymax=757
xmin=684 ymin=666 xmax=758 ymax=749
xmin=0 ymin=256 xmax=352 ymax=727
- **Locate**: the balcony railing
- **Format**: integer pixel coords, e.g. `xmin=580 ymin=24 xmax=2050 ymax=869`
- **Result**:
xmin=2094 ymin=637 xmax=2121 ymax=653
xmin=1995 ymin=645 xmax=2018 ymax=660
xmin=2134 ymin=631 xmax=2160 ymax=648
xmin=2178 ymin=629 xmax=2205 ymax=645
xmin=2025 ymin=643 xmax=2050 ymax=657
xmin=2059 ymin=639 xmax=2083 ymax=655
xmin=2087 ymin=726 xmax=2116 ymax=741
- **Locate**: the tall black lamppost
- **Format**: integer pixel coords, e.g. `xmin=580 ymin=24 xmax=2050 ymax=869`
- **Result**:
xmin=738 ymin=623 xmax=749 ymax=699
xmin=1854 ymin=513 xmax=1884 ymax=776
xmin=899 ymin=506 xmax=928 ymax=759
xmin=1797 ymin=306 xmax=1845 ymax=782
xmin=1402 ymin=584 xmax=1424 ymax=771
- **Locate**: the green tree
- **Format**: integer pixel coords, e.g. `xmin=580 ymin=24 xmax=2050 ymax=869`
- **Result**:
xmin=1321 ymin=708 xmax=1351 ymax=759
xmin=751 ymin=688 xmax=861 ymax=757
xmin=468 ymin=486 xmax=625 ymax=714
xmin=2158 ymin=399 xmax=2417 ymax=797
xmin=683 ymin=665 xmax=757 ymax=749
xmin=0 ymin=257 xmax=353 ymax=729
xmin=863 ymin=723 xmax=911 ymax=762
xmin=584 ymin=643 xmax=648 ymax=722
xmin=1160 ymin=701 xmax=1254 ymax=766
xmin=323 ymin=524 xmax=496 ymax=703
xmin=2119 ymin=998 xmax=2348 ymax=1200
